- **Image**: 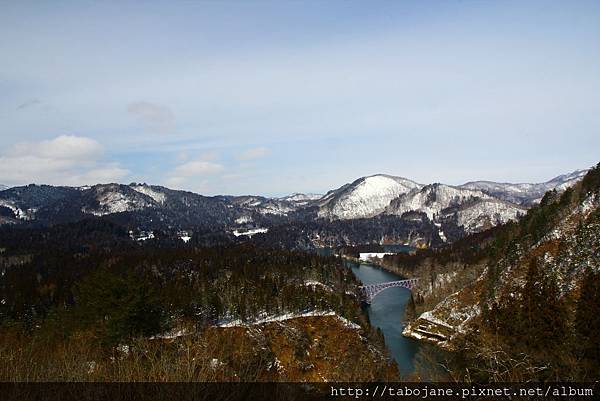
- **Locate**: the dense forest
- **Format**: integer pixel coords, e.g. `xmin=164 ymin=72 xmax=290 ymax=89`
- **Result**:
xmin=249 ymin=213 xmax=443 ymax=250
xmin=0 ymin=227 xmax=398 ymax=381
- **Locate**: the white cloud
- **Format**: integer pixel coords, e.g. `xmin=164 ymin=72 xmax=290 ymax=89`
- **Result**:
xmin=77 ymin=163 xmax=129 ymax=184
xmin=12 ymin=135 xmax=103 ymax=160
xmin=165 ymin=176 xmax=186 ymax=188
xmin=171 ymin=160 xmax=224 ymax=177
xmin=164 ymin=157 xmax=226 ymax=193
xmin=127 ymin=101 xmax=175 ymax=134
xmin=238 ymin=147 xmax=270 ymax=160
xmin=0 ymin=135 xmax=129 ymax=186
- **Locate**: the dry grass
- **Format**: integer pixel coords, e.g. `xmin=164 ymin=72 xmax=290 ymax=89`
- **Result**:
xmin=0 ymin=316 xmax=398 ymax=382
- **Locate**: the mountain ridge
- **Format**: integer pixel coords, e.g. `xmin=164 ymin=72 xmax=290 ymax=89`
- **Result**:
xmin=460 ymin=169 xmax=589 ymax=205
xmin=0 ymin=168 xmax=590 ymax=248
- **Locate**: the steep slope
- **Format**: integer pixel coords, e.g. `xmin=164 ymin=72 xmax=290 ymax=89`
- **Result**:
xmin=318 ymin=174 xmax=422 ymax=219
xmin=130 ymin=184 xmax=167 ymax=204
xmin=439 ymin=198 xmax=527 ymax=234
xmin=385 ymin=184 xmax=527 ymax=237
xmin=386 ymin=183 xmax=495 ymax=220
xmin=399 ymin=164 xmax=600 ymax=380
xmin=461 ymin=168 xmax=589 ymax=205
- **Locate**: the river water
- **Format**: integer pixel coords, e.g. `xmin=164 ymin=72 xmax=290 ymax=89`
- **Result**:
xmin=346 ymin=260 xmax=421 ymax=377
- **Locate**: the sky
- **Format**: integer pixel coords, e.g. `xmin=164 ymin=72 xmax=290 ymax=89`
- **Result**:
xmin=1 ymin=1 xmax=599 ymax=196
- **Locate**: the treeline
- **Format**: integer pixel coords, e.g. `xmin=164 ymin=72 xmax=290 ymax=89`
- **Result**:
xmin=0 ymin=218 xmax=135 ymax=255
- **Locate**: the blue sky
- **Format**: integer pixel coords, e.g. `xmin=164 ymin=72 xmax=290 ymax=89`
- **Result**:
xmin=1 ymin=1 xmax=599 ymax=196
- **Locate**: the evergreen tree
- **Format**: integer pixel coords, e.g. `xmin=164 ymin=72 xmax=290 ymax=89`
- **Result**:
xmin=574 ymin=270 xmax=600 ymax=378
xmin=74 ymin=269 xmax=165 ymax=344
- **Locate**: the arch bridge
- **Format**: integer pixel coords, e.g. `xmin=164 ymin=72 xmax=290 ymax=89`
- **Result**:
xmin=358 ymin=278 xmax=419 ymax=304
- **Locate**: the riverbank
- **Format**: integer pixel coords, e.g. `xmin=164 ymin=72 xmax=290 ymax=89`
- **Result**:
xmin=345 ymin=259 xmax=422 ymax=376
xmin=340 ymin=254 xmax=411 ymax=278
xmin=340 ymin=254 xmax=459 ymax=350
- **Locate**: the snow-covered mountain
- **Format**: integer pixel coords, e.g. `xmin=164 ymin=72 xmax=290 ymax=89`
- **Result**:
xmin=460 ymin=169 xmax=589 ymax=205
xmin=278 ymin=193 xmax=322 ymax=206
xmin=384 ymin=183 xmax=528 ymax=235
xmin=0 ymin=184 xmax=7 ymax=191
xmin=311 ymin=169 xmax=588 ymax=236
xmin=229 ymin=195 xmax=296 ymax=216
xmin=82 ymin=184 xmax=158 ymax=216
xmin=0 ymin=183 xmax=240 ymax=229
xmin=317 ymin=174 xmax=422 ymax=219
xmin=385 ymin=183 xmax=494 ymax=220
xmin=0 ymin=167 xmax=590 ymax=243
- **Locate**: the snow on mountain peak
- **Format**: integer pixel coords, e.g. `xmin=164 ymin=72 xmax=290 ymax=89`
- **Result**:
xmin=278 ymin=193 xmax=322 ymax=202
xmin=461 ymin=168 xmax=590 ymax=205
xmin=318 ymin=174 xmax=422 ymax=219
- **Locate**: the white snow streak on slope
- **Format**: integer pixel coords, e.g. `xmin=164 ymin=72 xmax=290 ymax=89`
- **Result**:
xmin=131 ymin=185 xmax=166 ymax=204
xmin=219 ymin=311 xmax=361 ymax=329
xmin=455 ymin=200 xmax=526 ymax=233
xmin=0 ymin=200 xmax=34 ymax=220
xmin=390 ymin=185 xmax=494 ymax=220
xmin=84 ymin=186 xmax=156 ymax=216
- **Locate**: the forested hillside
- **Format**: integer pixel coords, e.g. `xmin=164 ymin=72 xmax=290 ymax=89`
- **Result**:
xmin=0 ymin=234 xmax=397 ymax=381
xmin=385 ymin=163 xmax=600 ymax=381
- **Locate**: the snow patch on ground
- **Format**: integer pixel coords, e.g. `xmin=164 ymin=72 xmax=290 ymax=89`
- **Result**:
xmin=0 ymin=200 xmax=35 ymax=220
xmin=304 ymin=280 xmax=332 ymax=291
xmin=258 ymin=203 xmax=294 ymax=215
xmin=232 ymin=228 xmax=268 ymax=237
xmin=218 ymin=310 xmax=361 ymax=330
xmin=235 ymin=215 xmax=253 ymax=224
xmin=359 ymin=252 xmax=394 ymax=261
xmin=150 ymin=328 xmax=189 ymax=340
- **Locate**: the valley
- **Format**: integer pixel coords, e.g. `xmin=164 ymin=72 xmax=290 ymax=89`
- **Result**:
xmin=0 ymin=164 xmax=597 ymax=383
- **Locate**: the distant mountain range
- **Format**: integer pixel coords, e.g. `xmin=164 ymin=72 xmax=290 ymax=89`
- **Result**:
xmin=0 ymin=168 xmax=590 ymax=248
xmin=315 ymin=169 xmax=587 ymax=233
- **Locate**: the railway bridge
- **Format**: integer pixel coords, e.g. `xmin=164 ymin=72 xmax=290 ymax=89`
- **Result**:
xmin=358 ymin=278 xmax=419 ymax=304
